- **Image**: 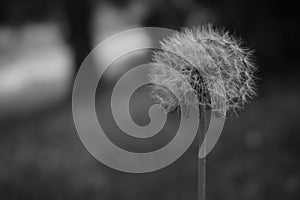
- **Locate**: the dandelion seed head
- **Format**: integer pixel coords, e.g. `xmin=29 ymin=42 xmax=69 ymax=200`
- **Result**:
xmin=149 ymin=25 xmax=256 ymax=117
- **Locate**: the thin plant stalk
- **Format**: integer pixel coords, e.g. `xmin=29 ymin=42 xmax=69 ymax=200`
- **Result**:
xmin=198 ymin=145 xmax=206 ymax=200
xmin=198 ymin=105 xmax=211 ymax=200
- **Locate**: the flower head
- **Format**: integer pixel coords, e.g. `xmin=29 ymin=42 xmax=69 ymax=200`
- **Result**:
xmin=149 ymin=25 xmax=256 ymax=117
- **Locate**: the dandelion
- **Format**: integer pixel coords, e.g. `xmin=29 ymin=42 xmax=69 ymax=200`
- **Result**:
xmin=149 ymin=25 xmax=256 ymax=117
xmin=148 ymin=25 xmax=256 ymax=200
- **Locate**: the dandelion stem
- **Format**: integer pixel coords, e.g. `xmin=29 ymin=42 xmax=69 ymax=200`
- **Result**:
xmin=198 ymin=106 xmax=209 ymax=200
xmin=198 ymin=155 xmax=206 ymax=200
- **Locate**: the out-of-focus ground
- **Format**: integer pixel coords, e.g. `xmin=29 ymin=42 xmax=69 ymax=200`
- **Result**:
xmin=0 ymin=0 xmax=299 ymax=200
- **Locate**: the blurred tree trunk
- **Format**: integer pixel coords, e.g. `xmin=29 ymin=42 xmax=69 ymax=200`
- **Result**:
xmin=63 ymin=0 xmax=93 ymax=76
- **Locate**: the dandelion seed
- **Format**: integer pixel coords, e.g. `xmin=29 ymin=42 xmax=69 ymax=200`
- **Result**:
xmin=149 ymin=25 xmax=256 ymax=117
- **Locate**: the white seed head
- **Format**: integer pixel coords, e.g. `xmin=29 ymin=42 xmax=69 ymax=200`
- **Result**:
xmin=149 ymin=25 xmax=256 ymax=117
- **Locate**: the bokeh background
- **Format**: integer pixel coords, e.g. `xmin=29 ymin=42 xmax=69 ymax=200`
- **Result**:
xmin=0 ymin=0 xmax=299 ymax=200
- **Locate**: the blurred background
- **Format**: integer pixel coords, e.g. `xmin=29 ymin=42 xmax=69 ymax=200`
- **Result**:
xmin=0 ymin=0 xmax=299 ymax=199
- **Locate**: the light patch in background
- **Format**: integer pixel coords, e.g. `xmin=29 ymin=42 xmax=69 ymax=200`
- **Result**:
xmin=91 ymin=2 xmax=150 ymax=78
xmin=0 ymin=23 xmax=73 ymax=116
